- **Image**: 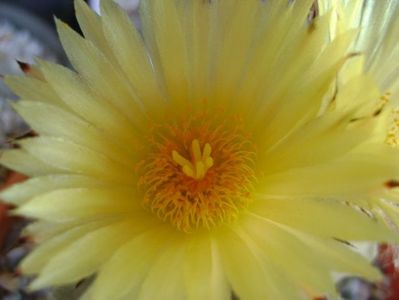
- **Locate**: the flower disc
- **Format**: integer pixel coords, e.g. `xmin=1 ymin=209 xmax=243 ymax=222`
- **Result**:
xmin=139 ymin=112 xmax=256 ymax=232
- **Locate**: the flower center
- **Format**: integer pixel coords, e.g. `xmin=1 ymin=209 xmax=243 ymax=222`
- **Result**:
xmin=172 ymin=139 xmax=214 ymax=180
xmin=138 ymin=113 xmax=255 ymax=232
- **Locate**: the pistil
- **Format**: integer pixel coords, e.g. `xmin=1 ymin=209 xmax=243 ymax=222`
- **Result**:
xmin=172 ymin=139 xmax=214 ymax=180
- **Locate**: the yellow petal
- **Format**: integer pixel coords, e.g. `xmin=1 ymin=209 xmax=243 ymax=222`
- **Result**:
xmin=87 ymin=227 xmax=170 ymax=300
xmin=55 ymin=19 xmax=146 ymax=128
xmin=260 ymin=111 xmax=374 ymax=174
xmin=261 ymin=150 xmax=399 ymax=199
xmin=100 ymin=0 xmax=165 ymax=114
xmin=216 ymin=226 xmax=301 ymax=300
xmin=21 ymin=220 xmax=107 ymax=274
xmin=137 ymin=237 xmax=186 ymax=300
xmin=12 ymin=101 xmax=137 ymax=167
xmin=140 ymin=0 xmax=189 ymax=105
xmin=16 ymin=188 xmax=142 ymax=222
xmin=0 ymin=174 xmax=109 ymax=205
xmin=251 ymin=197 xmax=397 ymax=242
xmin=241 ymin=213 xmax=381 ymax=295
xmin=0 ymin=149 xmax=62 ymax=177
xmin=37 ymin=59 xmax=139 ymax=149
xmin=29 ymin=220 xmax=149 ymax=290
xmin=183 ymin=236 xmax=230 ymax=300
xmin=19 ymin=137 xmax=136 ymax=183
xmin=74 ymin=0 xmax=114 ymax=59
xmin=4 ymin=75 xmax=66 ymax=108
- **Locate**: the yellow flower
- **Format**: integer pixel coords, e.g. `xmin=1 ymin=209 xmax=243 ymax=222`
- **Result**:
xmin=1 ymin=0 xmax=399 ymax=299
xmin=317 ymin=0 xmax=399 ymax=228
xmin=317 ymin=0 xmax=399 ymax=97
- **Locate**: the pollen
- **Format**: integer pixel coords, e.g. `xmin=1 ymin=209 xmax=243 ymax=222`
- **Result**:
xmin=138 ymin=113 xmax=256 ymax=232
xmin=381 ymin=92 xmax=399 ymax=147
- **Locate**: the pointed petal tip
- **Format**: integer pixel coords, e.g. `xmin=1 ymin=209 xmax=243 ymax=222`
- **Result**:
xmin=0 ymin=190 xmax=17 ymax=205
xmin=54 ymin=17 xmax=76 ymax=40
xmin=100 ymin=0 xmax=122 ymax=15
xmin=74 ymin=0 xmax=92 ymax=14
xmin=27 ymin=276 xmax=49 ymax=292
xmin=6 ymin=206 xmax=24 ymax=218
xmin=74 ymin=0 xmax=85 ymax=9
xmin=53 ymin=16 xmax=65 ymax=28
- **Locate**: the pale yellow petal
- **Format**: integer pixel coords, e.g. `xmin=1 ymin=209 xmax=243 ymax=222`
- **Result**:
xmin=24 ymin=220 xmax=88 ymax=243
xmin=318 ymin=0 xmax=399 ymax=99
xmin=100 ymin=0 xmax=165 ymax=114
xmin=260 ymin=111 xmax=374 ymax=174
xmin=251 ymin=197 xmax=397 ymax=241
xmin=4 ymin=75 xmax=66 ymax=108
xmin=374 ymin=199 xmax=399 ymax=229
xmin=334 ymin=74 xmax=380 ymax=116
xmin=241 ymin=213 xmax=381 ymax=296
xmin=0 ymin=149 xmax=63 ymax=176
xmin=261 ymin=150 xmax=399 ymax=199
xmin=140 ymin=0 xmax=189 ymax=105
xmin=179 ymin=0 xmax=212 ymax=102
xmin=216 ymin=226 xmax=301 ymax=300
xmin=183 ymin=235 xmax=230 ymax=300
xmin=209 ymin=0 xmax=260 ymax=106
xmin=19 ymin=137 xmax=136 ymax=183
xmin=55 ymin=19 xmax=147 ymax=128
xmin=29 ymin=220 xmax=150 ymax=290
xmin=137 ymin=237 xmax=186 ymax=300
xmin=12 ymin=101 xmax=137 ymax=167
xmin=242 ymin=215 xmax=337 ymax=297
xmin=74 ymin=0 xmax=114 ymax=59
xmin=37 ymin=60 xmax=139 ymax=149
xmin=86 ymin=227 xmax=170 ymax=300
xmin=0 ymin=175 xmax=110 ymax=205
xmin=21 ymin=220 xmax=108 ymax=275
xmin=16 ymin=188 xmax=142 ymax=222
xmin=244 ymin=30 xmax=357 ymax=149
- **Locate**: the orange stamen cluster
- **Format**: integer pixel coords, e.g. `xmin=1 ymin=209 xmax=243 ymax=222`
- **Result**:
xmin=138 ymin=113 xmax=255 ymax=232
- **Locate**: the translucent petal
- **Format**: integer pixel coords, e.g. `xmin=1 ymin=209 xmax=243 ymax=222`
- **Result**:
xmin=261 ymin=150 xmax=399 ymax=199
xmin=318 ymin=0 xmax=399 ymax=99
xmin=260 ymin=111 xmax=375 ymax=173
xmin=19 ymin=137 xmax=136 ymax=183
xmin=183 ymin=235 xmax=230 ymax=300
xmin=86 ymin=227 xmax=171 ymax=300
xmin=216 ymin=226 xmax=301 ymax=300
xmin=12 ymin=101 xmax=137 ymax=167
xmin=251 ymin=197 xmax=397 ymax=241
xmin=74 ymin=0 xmax=114 ymax=59
xmin=100 ymin=0 xmax=165 ymax=114
xmin=16 ymin=188 xmax=143 ymax=222
xmin=37 ymin=60 xmax=139 ymax=149
xmin=0 ymin=174 xmax=110 ymax=205
xmin=4 ymin=75 xmax=66 ymax=108
xmin=208 ymin=0 xmax=261 ymax=106
xmin=21 ymin=220 xmax=108 ymax=275
xmin=55 ymin=19 xmax=147 ymax=128
xmin=241 ymin=213 xmax=382 ymax=296
xmin=140 ymin=0 xmax=189 ymax=105
xmin=29 ymin=219 xmax=151 ymax=289
xmin=0 ymin=149 xmax=63 ymax=176
xmin=137 ymin=237 xmax=186 ymax=300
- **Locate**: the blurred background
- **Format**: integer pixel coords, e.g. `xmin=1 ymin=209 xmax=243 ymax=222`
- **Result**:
xmin=0 ymin=1 xmax=398 ymax=299
xmin=0 ymin=0 xmax=81 ymax=31
xmin=0 ymin=0 xmax=140 ymax=33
